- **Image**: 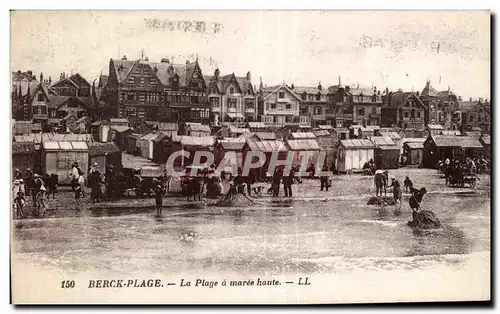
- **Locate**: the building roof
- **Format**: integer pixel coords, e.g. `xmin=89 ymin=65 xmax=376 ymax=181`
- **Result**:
xmin=402 ymin=138 xmax=426 ymax=145
xmin=12 ymin=142 xmax=36 ymax=155
xmin=127 ymin=133 xmax=142 ymax=140
xmin=379 ymin=132 xmax=401 ymax=140
xmin=13 ymin=133 xmax=93 ymax=143
xmin=13 ymin=121 xmax=38 ymax=134
xmin=293 ymin=85 xmax=328 ymax=95
xmin=404 ymin=142 xmax=424 ymax=149
xmin=290 ymin=132 xmax=316 ymax=139
xmin=187 ymin=123 xmax=211 ymax=133
xmin=246 ymin=140 xmax=287 ymax=152
xmin=427 ymin=124 xmax=444 ymax=130
xmin=430 ymin=136 xmax=483 ymax=148
xmin=317 ymin=124 xmax=333 ymax=130
xmin=441 ymin=130 xmax=461 ymax=136
xmin=458 ymin=100 xmax=478 ymax=112
xmin=286 ymin=139 xmax=321 ymax=151
xmin=262 ymin=84 xmax=303 ymax=101
xmin=229 ymin=125 xmax=250 ymax=134
xmin=312 ymin=130 xmax=330 ymax=137
xmin=87 ymin=142 xmax=120 ymax=156
xmin=336 ymin=139 xmax=375 ymax=149
xmin=316 ymin=137 xmax=337 ymax=147
xmin=253 ymin=132 xmax=277 ymax=141
xmin=370 ymin=136 xmax=396 ymax=147
xmin=378 ymin=145 xmax=400 ymax=151
xmin=247 ymin=122 xmax=267 ymax=129
xmin=421 ymin=81 xmax=439 ymax=97
xmin=110 ymin=125 xmax=132 ymax=133
xmin=109 ymin=118 xmax=129 ymax=124
xmin=219 ymin=141 xmax=245 ymax=150
xmin=144 ymin=121 xmax=178 ymax=131
xmin=238 ymin=132 xmax=256 ymax=140
xmin=480 ymin=136 xmax=490 ymax=146
xmin=180 ymin=136 xmax=215 ymax=147
xmin=139 ymin=132 xmax=162 ymax=141
xmin=361 ymin=125 xmax=381 ymax=131
xmin=42 ymin=141 xmax=89 ymax=151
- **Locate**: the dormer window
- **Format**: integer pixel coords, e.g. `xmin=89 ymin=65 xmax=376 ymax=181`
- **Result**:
xmin=37 ymin=93 xmax=44 ymax=101
xmin=316 ymin=93 xmax=321 ymax=101
xmin=230 ymin=87 xmax=235 ymax=94
xmin=302 ymin=92 xmax=306 ymax=100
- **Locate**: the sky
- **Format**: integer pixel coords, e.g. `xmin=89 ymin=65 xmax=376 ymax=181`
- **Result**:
xmin=10 ymin=11 xmax=490 ymax=99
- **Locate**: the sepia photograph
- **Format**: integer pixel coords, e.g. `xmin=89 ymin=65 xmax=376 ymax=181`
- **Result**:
xmin=9 ymin=10 xmax=491 ymax=304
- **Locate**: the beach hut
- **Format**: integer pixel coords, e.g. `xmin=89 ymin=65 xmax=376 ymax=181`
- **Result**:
xmin=110 ymin=126 xmax=133 ymax=151
xmin=479 ymin=135 xmax=491 ymax=157
xmin=152 ymin=133 xmax=170 ymax=164
xmin=137 ymin=132 xmax=163 ymax=160
xmin=126 ymin=133 xmax=142 ymax=155
xmin=317 ymin=125 xmax=333 ymax=132
xmin=286 ymin=139 xmax=322 ymax=168
xmin=333 ymin=139 xmax=375 ymax=173
xmin=331 ymin=128 xmax=350 ymax=141
xmin=402 ymin=141 xmax=425 ymax=166
xmin=41 ymin=141 xmax=89 ymax=185
xmin=109 ymin=118 xmax=129 ymax=127
xmin=215 ymin=140 xmax=246 ymax=168
xmin=12 ymin=142 xmax=37 ymax=175
xmin=312 ymin=130 xmax=330 ymax=138
xmin=423 ymin=135 xmax=483 ymax=168
xmin=360 ymin=125 xmax=380 ymax=139
xmin=185 ymin=123 xmax=211 ymax=137
xmin=243 ymin=140 xmax=288 ymax=180
xmin=87 ymin=142 xmax=122 ymax=174
xmin=370 ymin=136 xmax=399 ymax=169
xmin=247 ymin=132 xmax=277 ymax=142
xmin=349 ymin=125 xmax=363 ymax=138
xmin=316 ymin=137 xmax=338 ymax=167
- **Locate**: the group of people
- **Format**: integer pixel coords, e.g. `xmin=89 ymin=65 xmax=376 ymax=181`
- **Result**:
xmin=12 ymin=168 xmax=55 ymax=218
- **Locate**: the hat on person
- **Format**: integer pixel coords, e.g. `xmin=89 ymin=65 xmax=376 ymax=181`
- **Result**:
xmin=13 ymin=180 xmax=20 ymax=185
xmin=93 ymin=162 xmax=98 ymax=166
xmin=40 ymin=186 xmax=46 ymax=191
xmin=34 ymin=174 xmax=39 ymax=178
xmin=18 ymin=179 xmax=24 ymax=183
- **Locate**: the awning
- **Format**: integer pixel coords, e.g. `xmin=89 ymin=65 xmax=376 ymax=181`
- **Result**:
xmin=226 ymin=113 xmax=244 ymax=119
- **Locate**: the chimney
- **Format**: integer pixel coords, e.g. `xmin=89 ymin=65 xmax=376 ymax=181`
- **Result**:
xmin=121 ymin=55 xmax=127 ymax=60
xmin=144 ymin=56 xmax=149 ymax=61
xmin=291 ymin=83 xmax=294 ymax=90
xmin=416 ymin=91 xmax=419 ymax=96
xmin=246 ymin=71 xmax=251 ymax=82
xmin=40 ymin=72 xmax=43 ymax=83
xmin=214 ymin=68 xmax=220 ymax=80
xmin=161 ymin=58 xmax=170 ymax=63
xmin=385 ymin=87 xmax=389 ymax=94
xmin=458 ymin=96 xmax=462 ymax=101
xmin=60 ymin=73 xmax=65 ymax=80
xmin=470 ymin=97 xmax=472 ymax=102
xmin=49 ymin=76 xmax=52 ymax=84
xmin=377 ymin=91 xmax=380 ymax=95
xmin=318 ymin=81 xmax=322 ymax=91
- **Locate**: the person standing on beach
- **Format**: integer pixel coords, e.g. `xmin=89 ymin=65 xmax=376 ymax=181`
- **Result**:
xmin=154 ymin=181 xmax=166 ymax=216
xmin=282 ymin=167 xmax=294 ymax=198
xmin=320 ymin=164 xmax=330 ymax=192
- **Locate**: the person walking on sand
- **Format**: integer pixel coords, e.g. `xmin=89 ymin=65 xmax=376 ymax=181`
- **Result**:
xmin=388 ymin=177 xmax=402 ymax=207
xmin=282 ymin=167 xmax=294 ymax=198
xmin=320 ymin=164 xmax=330 ymax=192
xmin=408 ymin=187 xmax=427 ymax=225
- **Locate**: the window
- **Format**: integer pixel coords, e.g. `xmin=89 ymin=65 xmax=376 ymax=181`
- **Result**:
xmin=314 ymin=107 xmax=322 ymax=115
xmin=271 ymin=103 xmax=276 ymax=109
xmin=308 ymin=94 xmax=314 ymax=101
xmin=417 ymin=111 xmax=421 ymax=119
xmin=301 ymin=107 xmax=308 ymax=115
xmin=357 ymin=107 xmax=365 ymax=115
xmin=191 ymin=96 xmax=199 ymax=104
xmin=37 ymin=93 xmax=44 ymax=101
xmin=478 ymin=115 xmax=482 ymax=122
xmin=279 ymin=92 xmax=285 ymax=99
xmin=210 ymin=97 xmax=219 ymax=108
xmin=140 ymin=77 xmax=145 ymax=84
xmin=244 ymin=99 xmax=255 ymax=109
xmin=230 ymin=87 xmax=235 ymax=94
xmin=302 ymin=92 xmax=306 ymax=100
xmin=372 ymin=107 xmax=376 ymax=114
xmin=228 ymin=98 xmax=237 ymax=108
xmin=316 ymin=94 xmax=321 ymax=101
xmin=286 ymin=104 xmax=291 ymax=110
xmin=127 ymin=93 xmax=135 ymax=100
xmin=469 ymin=115 xmax=474 ymax=122
xmin=404 ymin=111 xmax=409 ymax=118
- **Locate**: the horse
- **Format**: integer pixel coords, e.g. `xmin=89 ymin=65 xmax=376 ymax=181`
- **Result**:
xmin=374 ymin=171 xmax=388 ymax=197
xmin=45 ymin=174 xmax=59 ymax=199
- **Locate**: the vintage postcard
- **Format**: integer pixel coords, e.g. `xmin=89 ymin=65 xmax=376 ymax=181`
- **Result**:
xmin=10 ymin=10 xmax=490 ymax=304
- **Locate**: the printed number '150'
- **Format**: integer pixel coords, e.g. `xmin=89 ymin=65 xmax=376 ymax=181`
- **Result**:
xmin=61 ymin=280 xmax=75 ymax=288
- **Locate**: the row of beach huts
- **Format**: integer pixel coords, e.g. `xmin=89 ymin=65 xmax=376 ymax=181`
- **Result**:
xmin=12 ymin=119 xmax=491 ymax=184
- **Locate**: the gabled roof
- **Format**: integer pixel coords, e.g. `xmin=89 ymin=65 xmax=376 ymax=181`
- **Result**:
xmin=441 ymin=130 xmax=461 ymax=136
xmin=293 ymin=85 xmax=328 ymax=95
xmin=290 ymin=132 xmax=316 ymax=139
xmin=379 ymin=132 xmax=401 ymax=140
xmin=317 ymin=124 xmax=333 ymax=130
xmin=49 ymin=77 xmax=79 ymax=89
xmin=179 ymin=136 xmax=215 ymax=147
xmin=370 ymin=136 xmax=396 ymax=147
xmin=262 ymin=84 xmax=302 ymax=101
xmin=480 ymin=136 xmax=490 ymax=146
xmin=87 ymin=142 xmax=120 ymax=156
xmin=247 ymin=122 xmax=267 ymax=129
xmin=246 ymin=140 xmax=287 ymax=152
xmin=286 ymin=139 xmax=321 ymax=151
xmin=127 ymin=133 xmax=142 ymax=140
xmin=316 ymin=137 xmax=337 ymax=147
xmin=421 ymin=81 xmax=439 ymax=97
xmin=229 ymin=125 xmax=250 ymax=134
xmin=138 ymin=132 xmax=161 ymax=141
xmin=336 ymin=139 xmax=375 ymax=149
xmin=186 ymin=123 xmax=211 ymax=133
xmin=42 ymin=141 xmax=88 ymax=151
xmin=238 ymin=132 xmax=256 ymax=140
xmin=98 ymin=74 xmax=109 ymax=88
xmin=253 ymin=132 xmax=277 ymax=141
xmin=427 ymin=124 xmax=444 ymax=130
xmin=430 ymin=135 xmax=482 ymax=148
